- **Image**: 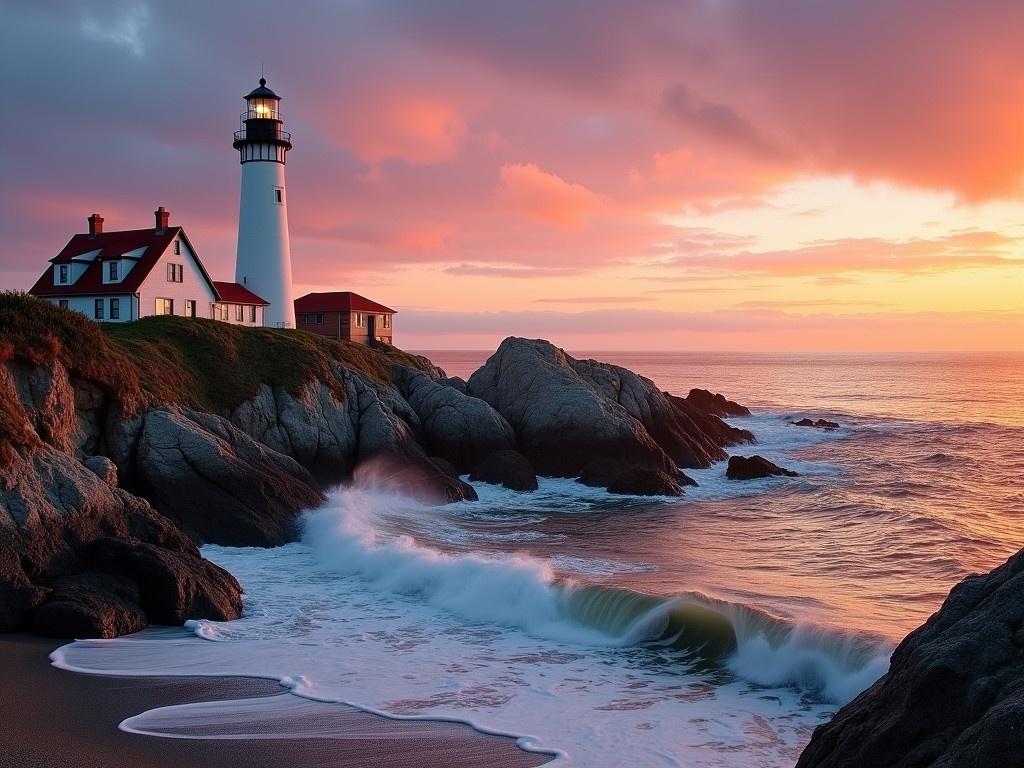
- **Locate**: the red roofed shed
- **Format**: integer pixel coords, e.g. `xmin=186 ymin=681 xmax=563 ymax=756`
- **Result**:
xmin=294 ymin=292 xmax=396 ymax=345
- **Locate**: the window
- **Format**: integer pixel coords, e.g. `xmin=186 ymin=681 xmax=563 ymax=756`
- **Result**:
xmin=249 ymin=305 xmax=257 ymax=323
xmin=155 ymin=298 xmax=174 ymax=316
xmin=315 ymin=313 xmax=323 ymax=325
xmin=108 ymin=261 xmax=118 ymax=281
xmin=355 ymin=312 xmax=364 ymax=328
xmin=58 ymin=299 xmax=68 ymax=309
xmin=213 ymin=303 xmax=228 ymax=321
xmin=167 ymin=263 xmax=183 ymax=282
xmin=58 ymin=264 xmax=68 ymax=284
xmin=94 ymin=299 xmax=104 ymax=320
xmin=110 ymin=298 xmax=120 ymax=320
xmin=274 ymin=187 xmax=284 ymax=204
xmin=185 ymin=300 xmax=196 ymax=318
xmin=235 ymin=304 xmax=244 ymax=321
xmin=301 ymin=314 xmax=310 ymax=325
xmin=382 ymin=314 xmax=390 ymax=329
xmin=173 ymin=240 xmax=181 ymax=255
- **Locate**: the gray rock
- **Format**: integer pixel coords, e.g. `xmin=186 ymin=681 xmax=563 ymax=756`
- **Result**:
xmin=132 ymin=407 xmax=323 ymax=546
xmin=797 ymin=547 xmax=1024 ymax=768
xmin=82 ymin=455 xmax=117 ymax=486
xmin=466 ymin=338 xmax=751 ymax=487
xmin=393 ymin=366 xmax=516 ymax=472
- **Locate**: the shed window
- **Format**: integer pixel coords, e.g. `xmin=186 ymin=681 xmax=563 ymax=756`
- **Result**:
xmin=249 ymin=305 xmax=257 ymax=323
xmin=235 ymin=304 xmax=244 ymax=321
xmin=355 ymin=312 xmax=364 ymax=328
xmin=315 ymin=313 xmax=323 ymax=325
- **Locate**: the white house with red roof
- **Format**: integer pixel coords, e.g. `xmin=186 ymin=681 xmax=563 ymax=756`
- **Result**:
xmin=294 ymin=292 xmax=396 ymax=345
xmin=29 ymin=207 xmax=268 ymax=325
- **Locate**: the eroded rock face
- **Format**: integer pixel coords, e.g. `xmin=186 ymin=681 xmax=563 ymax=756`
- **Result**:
xmin=797 ymin=547 xmax=1024 ymax=768
xmin=470 ymin=450 xmax=539 ymax=492
xmin=466 ymin=338 xmax=752 ymax=492
xmin=131 ymin=408 xmax=324 ymax=547
xmin=394 ymin=366 xmax=517 ymax=473
xmin=0 ymin=442 xmax=243 ymax=638
xmin=726 ymin=455 xmax=798 ymax=480
xmin=686 ymin=389 xmax=752 ymax=418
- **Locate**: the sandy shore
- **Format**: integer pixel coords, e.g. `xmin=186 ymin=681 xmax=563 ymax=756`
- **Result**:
xmin=0 ymin=635 xmax=550 ymax=768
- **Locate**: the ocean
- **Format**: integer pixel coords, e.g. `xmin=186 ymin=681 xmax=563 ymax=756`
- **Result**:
xmin=53 ymin=351 xmax=1024 ymax=766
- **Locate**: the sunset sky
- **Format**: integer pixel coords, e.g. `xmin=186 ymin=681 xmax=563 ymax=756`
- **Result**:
xmin=2 ymin=0 xmax=1023 ymax=350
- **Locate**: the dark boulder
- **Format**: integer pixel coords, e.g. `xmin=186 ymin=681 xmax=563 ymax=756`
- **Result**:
xmin=470 ymin=450 xmax=539 ymax=492
xmin=31 ymin=573 xmax=146 ymax=639
xmin=81 ymin=538 xmax=243 ymax=626
xmin=797 ymin=547 xmax=1024 ymax=768
xmin=793 ymin=418 xmax=841 ymax=430
xmin=607 ymin=467 xmax=686 ymax=497
xmin=686 ymin=389 xmax=751 ymax=418
xmin=726 ymin=455 xmax=798 ymax=480
xmin=578 ymin=458 xmax=695 ymax=496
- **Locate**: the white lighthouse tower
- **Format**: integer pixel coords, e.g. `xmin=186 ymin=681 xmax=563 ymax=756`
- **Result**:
xmin=233 ymin=78 xmax=295 ymax=328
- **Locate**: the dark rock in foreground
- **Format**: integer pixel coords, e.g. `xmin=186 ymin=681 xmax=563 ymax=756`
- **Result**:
xmin=470 ymin=450 xmax=539 ymax=492
xmin=606 ymin=467 xmax=689 ymax=496
xmin=466 ymin=338 xmax=752 ymax=493
xmin=726 ymin=455 xmax=798 ymax=480
xmin=797 ymin=547 xmax=1024 ymax=768
xmin=793 ymin=417 xmax=841 ymax=430
xmin=686 ymin=388 xmax=751 ymax=418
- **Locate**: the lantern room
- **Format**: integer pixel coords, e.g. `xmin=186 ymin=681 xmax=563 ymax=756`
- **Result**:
xmin=244 ymin=78 xmax=281 ymax=121
xmin=233 ymin=77 xmax=292 ymax=163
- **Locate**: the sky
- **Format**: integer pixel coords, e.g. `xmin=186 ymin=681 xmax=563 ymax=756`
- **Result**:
xmin=2 ymin=0 xmax=1023 ymax=351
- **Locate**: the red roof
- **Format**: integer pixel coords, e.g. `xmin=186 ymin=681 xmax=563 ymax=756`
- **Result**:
xmin=294 ymin=292 xmax=397 ymax=314
xmin=29 ymin=227 xmax=188 ymax=297
xmin=213 ymin=281 xmax=269 ymax=305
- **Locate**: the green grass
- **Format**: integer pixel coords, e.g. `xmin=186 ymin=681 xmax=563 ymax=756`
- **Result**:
xmin=0 ymin=292 xmax=432 ymax=462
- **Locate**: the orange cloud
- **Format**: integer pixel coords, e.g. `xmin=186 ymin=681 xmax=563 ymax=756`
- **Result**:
xmin=496 ymin=163 xmax=603 ymax=229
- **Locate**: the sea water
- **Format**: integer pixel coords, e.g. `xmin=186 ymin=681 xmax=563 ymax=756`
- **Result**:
xmin=53 ymin=352 xmax=1024 ymax=766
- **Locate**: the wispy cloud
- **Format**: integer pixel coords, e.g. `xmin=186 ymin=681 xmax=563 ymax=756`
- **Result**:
xmin=81 ymin=3 xmax=149 ymax=57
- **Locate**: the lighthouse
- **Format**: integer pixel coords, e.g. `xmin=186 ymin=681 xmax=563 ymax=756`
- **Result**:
xmin=232 ymin=78 xmax=295 ymax=328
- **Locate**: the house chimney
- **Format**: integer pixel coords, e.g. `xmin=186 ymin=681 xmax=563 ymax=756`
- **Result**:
xmin=88 ymin=213 xmax=104 ymax=239
xmin=154 ymin=206 xmax=169 ymax=234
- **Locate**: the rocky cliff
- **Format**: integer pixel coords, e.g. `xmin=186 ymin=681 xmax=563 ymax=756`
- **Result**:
xmin=1 ymin=293 xmax=753 ymax=637
xmin=797 ymin=547 xmax=1024 ymax=768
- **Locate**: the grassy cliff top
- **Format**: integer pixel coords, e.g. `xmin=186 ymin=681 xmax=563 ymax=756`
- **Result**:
xmin=0 ymin=292 xmax=432 ymax=416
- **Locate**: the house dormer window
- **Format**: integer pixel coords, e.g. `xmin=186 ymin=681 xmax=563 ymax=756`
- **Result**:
xmin=58 ymin=264 xmax=68 ymax=284
xmin=108 ymin=261 xmax=118 ymax=281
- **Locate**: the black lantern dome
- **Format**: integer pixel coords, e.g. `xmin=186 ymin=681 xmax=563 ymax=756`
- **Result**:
xmin=233 ymin=78 xmax=292 ymax=163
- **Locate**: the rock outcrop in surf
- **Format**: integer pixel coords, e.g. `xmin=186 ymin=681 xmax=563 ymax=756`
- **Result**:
xmin=797 ymin=546 xmax=1024 ymax=768
xmin=466 ymin=338 xmax=753 ymax=495
xmin=726 ymin=455 xmax=798 ymax=480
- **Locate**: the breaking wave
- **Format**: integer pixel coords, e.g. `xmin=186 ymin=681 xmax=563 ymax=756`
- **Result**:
xmin=302 ymin=486 xmax=890 ymax=705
